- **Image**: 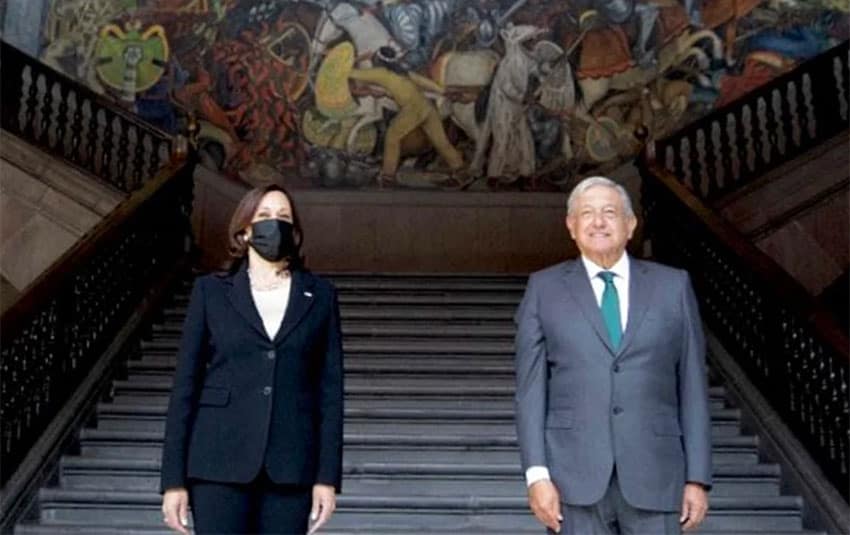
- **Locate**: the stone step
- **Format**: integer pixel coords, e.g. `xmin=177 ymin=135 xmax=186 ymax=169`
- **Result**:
xmin=171 ymin=293 xmax=522 ymax=307
xmin=328 ymin=277 xmax=527 ymax=293
xmin=151 ymin=322 xmax=516 ymax=338
xmin=102 ymin=393 xmax=727 ymax=414
xmin=345 ymin=446 xmax=760 ymax=465
xmin=161 ymin=306 xmax=517 ymax=322
xmin=109 ymin=383 xmax=728 ymax=399
xmin=92 ymin=403 xmax=741 ymax=434
xmin=60 ymin=457 xmax=782 ymax=496
xmin=98 ymin=400 xmax=739 ymax=421
xmin=93 ymin=416 xmax=743 ymax=437
xmin=113 ymin=376 xmax=520 ymax=396
xmin=167 ymin=274 xmax=527 ymax=293
xmin=111 ymin=376 xmax=727 ymax=398
xmin=126 ymin=357 xmax=517 ymax=376
xmin=77 ymin=429 xmax=761 ymax=464
xmin=139 ymin=338 xmax=516 ymax=355
xmin=34 ymin=489 xmax=804 ymax=531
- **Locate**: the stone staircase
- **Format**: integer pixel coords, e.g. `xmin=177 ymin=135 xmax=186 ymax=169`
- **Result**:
xmin=14 ymin=274 xmax=823 ymax=534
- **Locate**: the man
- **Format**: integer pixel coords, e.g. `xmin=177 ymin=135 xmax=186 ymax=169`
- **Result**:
xmin=514 ymin=176 xmax=712 ymax=534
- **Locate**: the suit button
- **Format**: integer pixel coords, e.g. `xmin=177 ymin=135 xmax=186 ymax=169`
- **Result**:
xmin=266 ymin=350 xmax=276 ymax=360
xmin=263 ymin=386 xmax=272 ymax=396
xmin=612 ymin=406 xmax=623 ymax=415
xmin=613 ymin=364 xmax=620 ymax=373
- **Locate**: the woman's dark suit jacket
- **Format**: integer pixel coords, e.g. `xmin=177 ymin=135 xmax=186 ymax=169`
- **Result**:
xmin=160 ymin=265 xmax=343 ymax=493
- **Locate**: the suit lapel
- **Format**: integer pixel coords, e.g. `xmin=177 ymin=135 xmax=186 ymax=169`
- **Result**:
xmin=562 ymin=261 xmax=616 ymax=356
xmin=226 ymin=265 xmax=269 ymax=341
xmin=272 ymin=269 xmax=316 ymax=345
xmin=615 ymin=259 xmax=652 ymax=359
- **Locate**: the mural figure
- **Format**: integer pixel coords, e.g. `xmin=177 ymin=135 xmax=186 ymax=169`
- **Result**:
xmin=95 ymin=22 xmax=170 ymax=103
xmin=381 ymin=0 xmax=462 ymax=69
xmin=41 ymin=0 xmax=123 ymax=92
xmin=470 ymin=24 xmax=558 ymax=182
xmin=700 ymin=0 xmax=766 ymax=66
xmin=348 ymin=47 xmax=464 ymax=185
xmin=309 ymin=1 xmax=401 ymax=73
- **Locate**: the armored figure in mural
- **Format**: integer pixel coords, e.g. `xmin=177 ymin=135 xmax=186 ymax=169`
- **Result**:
xmin=381 ymin=0 xmax=462 ymax=69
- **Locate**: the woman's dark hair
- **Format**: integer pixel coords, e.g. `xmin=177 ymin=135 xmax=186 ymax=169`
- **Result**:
xmin=225 ymin=184 xmax=306 ymax=273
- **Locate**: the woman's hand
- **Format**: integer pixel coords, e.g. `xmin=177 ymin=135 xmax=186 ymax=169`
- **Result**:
xmin=162 ymin=488 xmax=190 ymax=534
xmin=307 ymin=483 xmax=336 ymax=534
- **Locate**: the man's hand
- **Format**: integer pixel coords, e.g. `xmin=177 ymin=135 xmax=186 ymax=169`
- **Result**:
xmin=528 ymin=479 xmax=563 ymax=533
xmin=680 ymin=483 xmax=709 ymax=531
xmin=162 ymin=488 xmax=190 ymax=534
xmin=308 ymin=483 xmax=336 ymax=534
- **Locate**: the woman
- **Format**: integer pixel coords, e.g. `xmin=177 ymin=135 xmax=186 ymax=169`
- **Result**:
xmin=160 ymin=185 xmax=343 ymax=534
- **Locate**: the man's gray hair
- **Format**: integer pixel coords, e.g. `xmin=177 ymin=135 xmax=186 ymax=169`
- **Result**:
xmin=567 ymin=176 xmax=635 ymax=218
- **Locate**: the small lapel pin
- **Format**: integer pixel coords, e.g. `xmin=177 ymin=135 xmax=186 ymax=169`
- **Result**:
xmin=304 ymin=291 xmax=313 ymax=298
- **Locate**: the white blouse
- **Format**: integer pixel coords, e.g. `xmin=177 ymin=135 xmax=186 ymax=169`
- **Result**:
xmin=250 ymin=279 xmax=292 ymax=340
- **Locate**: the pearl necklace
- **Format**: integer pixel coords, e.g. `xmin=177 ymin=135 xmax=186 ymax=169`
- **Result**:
xmin=247 ymin=268 xmax=290 ymax=291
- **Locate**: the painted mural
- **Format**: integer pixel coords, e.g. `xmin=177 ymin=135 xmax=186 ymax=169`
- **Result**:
xmin=3 ymin=0 xmax=847 ymax=190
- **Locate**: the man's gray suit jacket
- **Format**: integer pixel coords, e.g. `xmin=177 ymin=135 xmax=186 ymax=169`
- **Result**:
xmin=514 ymin=258 xmax=712 ymax=512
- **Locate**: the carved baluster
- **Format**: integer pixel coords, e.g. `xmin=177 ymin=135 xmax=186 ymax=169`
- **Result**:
xmin=787 ymin=80 xmax=802 ymax=148
xmin=149 ymin=139 xmax=164 ymax=177
xmin=115 ymin=120 xmax=130 ymax=191
xmin=85 ymin=103 xmax=99 ymax=170
xmin=834 ymin=55 xmax=848 ymax=123
xmin=664 ymin=144 xmax=676 ymax=176
xmin=710 ymin=120 xmax=725 ymax=192
xmin=725 ymin=114 xmax=741 ymax=184
xmin=101 ymin=112 xmax=115 ymax=187
xmin=679 ymin=137 xmax=694 ymax=191
xmin=55 ymin=83 xmax=70 ymax=156
xmin=132 ymin=127 xmax=146 ymax=189
xmin=756 ymin=96 xmax=771 ymax=171
xmin=695 ymin=128 xmax=710 ymax=198
xmin=741 ymin=104 xmax=757 ymax=177
xmin=38 ymin=74 xmax=55 ymax=147
xmin=802 ymin=73 xmax=817 ymax=142
xmin=771 ymin=88 xmax=787 ymax=157
xmin=22 ymin=66 xmax=39 ymax=140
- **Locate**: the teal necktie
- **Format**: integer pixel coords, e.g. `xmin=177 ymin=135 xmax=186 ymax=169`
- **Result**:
xmin=598 ymin=271 xmax=622 ymax=349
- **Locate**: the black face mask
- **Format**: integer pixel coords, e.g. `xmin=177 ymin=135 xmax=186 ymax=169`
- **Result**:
xmin=248 ymin=219 xmax=297 ymax=262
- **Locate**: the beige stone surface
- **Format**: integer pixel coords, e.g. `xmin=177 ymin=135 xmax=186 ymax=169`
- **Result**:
xmin=0 ymin=212 xmax=77 ymax=291
xmin=756 ymin=222 xmax=842 ymax=296
xmin=1 ymin=159 xmax=48 ymax=204
xmin=719 ymin=134 xmax=849 ymax=235
xmin=797 ymin=187 xmax=850 ymax=267
xmin=0 ymin=131 xmax=124 ymax=215
xmin=39 ymin=187 xmax=101 ymax=234
xmin=1 ymin=192 xmax=37 ymax=242
xmin=0 ymin=134 xmax=124 ymax=293
xmin=756 ymin=186 xmax=849 ymax=295
xmin=1 ymin=164 xmax=101 ymax=237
